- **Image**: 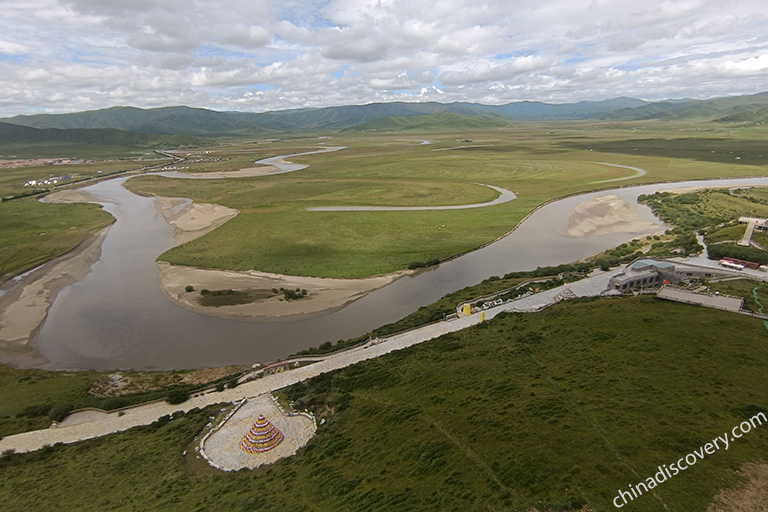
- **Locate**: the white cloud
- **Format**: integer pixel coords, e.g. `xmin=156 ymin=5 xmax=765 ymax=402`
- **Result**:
xmin=0 ymin=0 xmax=767 ymax=115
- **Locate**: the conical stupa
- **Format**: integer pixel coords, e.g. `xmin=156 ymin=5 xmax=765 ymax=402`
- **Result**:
xmin=240 ymin=414 xmax=284 ymax=454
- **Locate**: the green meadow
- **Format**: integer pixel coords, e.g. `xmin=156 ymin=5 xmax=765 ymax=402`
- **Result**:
xmin=2 ymin=296 xmax=767 ymax=511
xmin=125 ymin=122 xmax=768 ymax=278
xmin=0 ymin=198 xmax=113 ymax=279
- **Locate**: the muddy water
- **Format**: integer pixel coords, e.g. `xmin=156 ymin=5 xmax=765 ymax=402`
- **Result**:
xmin=36 ymin=175 xmax=768 ymax=370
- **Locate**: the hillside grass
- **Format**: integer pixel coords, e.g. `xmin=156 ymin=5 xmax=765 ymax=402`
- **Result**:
xmin=0 ymin=366 xmax=246 ymax=438
xmin=126 ymin=122 xmax=768 ymax=278
xmin=1 ymin=297 xmax=767 ymax=511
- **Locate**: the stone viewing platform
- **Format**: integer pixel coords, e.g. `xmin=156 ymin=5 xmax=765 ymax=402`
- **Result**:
xmin=200 ymin=394 xmax=316 ymax=471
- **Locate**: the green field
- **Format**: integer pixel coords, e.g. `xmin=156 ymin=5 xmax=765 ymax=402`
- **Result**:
xmin=0 ymin=198 xmax=113 ymax=279
xmin=1 ymin=296 xmax=766 ymax=511
xmin=124 ymin=122 xmax=768 ymax=278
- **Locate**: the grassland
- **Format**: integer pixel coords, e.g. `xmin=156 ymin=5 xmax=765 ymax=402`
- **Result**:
xmin=125 ymin=122 xmax=768 ymax=278
xmin=0 ymin=198 xmax=113 ymax=279
xmin=1 ymin=296 xmax=767 ymax=511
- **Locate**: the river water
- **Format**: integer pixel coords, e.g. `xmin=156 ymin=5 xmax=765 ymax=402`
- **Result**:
xmin=35 ymin=167 xmax=768 ymax=370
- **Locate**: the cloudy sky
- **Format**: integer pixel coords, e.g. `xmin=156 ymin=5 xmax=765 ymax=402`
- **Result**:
xmin=1 ymin=0 xmax=767 ymax=116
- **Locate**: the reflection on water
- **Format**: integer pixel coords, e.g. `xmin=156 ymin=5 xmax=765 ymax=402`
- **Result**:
xmin=37 ymin=176 xmax=768 ymax=370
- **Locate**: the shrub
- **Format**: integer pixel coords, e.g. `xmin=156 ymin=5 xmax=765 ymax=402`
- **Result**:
xmin=17 ymin=404 xmax=52 ymax=418
xmin=48 ymin=403 xmax=74 ymax=423
xmin=104 ymin=397 xmax=129 ymax=410
xmin=185 ymin=285 xmax=194 ymax=292
xmin=166 ymin=389 xmax=190 ymax=404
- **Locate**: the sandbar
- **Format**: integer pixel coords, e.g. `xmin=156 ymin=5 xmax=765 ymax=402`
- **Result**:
xmin=568 ymin=194 xmax=660 ymax=237
xmin=152 ymin=194 xmax=407 ymax=319
xmin=154 ymin=196 xmax=238 ymax=245
xmin=159 ymin=263 xmax=404 ymax=319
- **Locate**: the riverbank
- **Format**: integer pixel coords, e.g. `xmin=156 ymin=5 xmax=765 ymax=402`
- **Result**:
xmin=0 ymin=227 xmax=110 ymax=366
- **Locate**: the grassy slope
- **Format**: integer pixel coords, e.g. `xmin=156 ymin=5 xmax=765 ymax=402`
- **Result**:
xmin=126 ymin=123 xmax=768 ymax=278
xmin=1 ymin=297 xmax=767 ymax=511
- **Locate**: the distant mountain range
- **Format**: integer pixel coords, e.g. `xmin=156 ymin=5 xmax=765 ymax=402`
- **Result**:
xmin=0 ymin=122 xmax=203 ymax=148
xmin=1 ymin=92 xmax=767 ymax=143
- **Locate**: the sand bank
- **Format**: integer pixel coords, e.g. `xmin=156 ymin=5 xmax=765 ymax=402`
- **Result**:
xmin=0 ymin=227 xmax=109 ymax=366
xmin=154 ymin=196 xmax=238 ymax=245
xmin=159 ymin=263 xmax=404 ymax=319
xmin=0 ymin=189 xmax=112 ymax=365
xmin=42 ymin=189 xmax=103 ymax=204
xmin=568 ymin=194 xmax=660 ymax=237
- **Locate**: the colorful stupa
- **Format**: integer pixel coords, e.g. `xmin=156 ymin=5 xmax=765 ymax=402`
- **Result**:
xmin=240 ymin=414 xmax=284 ymax=454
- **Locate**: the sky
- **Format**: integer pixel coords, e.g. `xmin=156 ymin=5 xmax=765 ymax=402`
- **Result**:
xmin=1 ymin=0 xmax=767 ymax=116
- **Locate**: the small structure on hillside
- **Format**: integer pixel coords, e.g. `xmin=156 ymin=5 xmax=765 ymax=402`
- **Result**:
xmin=240 ymin=415 xmax=284 ymax=454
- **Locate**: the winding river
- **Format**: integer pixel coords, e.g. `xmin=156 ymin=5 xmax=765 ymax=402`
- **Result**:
xmin=34 ymin=152 xmax=768 ymax=370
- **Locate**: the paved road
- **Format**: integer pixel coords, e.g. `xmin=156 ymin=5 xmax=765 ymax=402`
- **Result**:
xmin=307 ymin=183 xmax=516 ymax=212
xmin=0 ymin=268 xmax=623 ymax=455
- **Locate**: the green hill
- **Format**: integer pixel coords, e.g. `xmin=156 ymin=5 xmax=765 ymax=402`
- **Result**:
xmin=341 ymin=112 xmax=509 ymax=132
xmin=0 ymin=122 xmax=205 ymax=148
xmin=714 ymin=105 xmax=768 ymax=124
xmin=602 ymin=91 xmax=768 ymax=121
xmin=1 ymin=295 xmax=767 ymax=510
xmin=3 ymin=93 xmax=768 ymax=136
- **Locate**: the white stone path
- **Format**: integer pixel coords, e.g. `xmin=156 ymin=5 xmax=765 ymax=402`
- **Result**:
xmin=0 ymin=268 xmax=624 ymax=455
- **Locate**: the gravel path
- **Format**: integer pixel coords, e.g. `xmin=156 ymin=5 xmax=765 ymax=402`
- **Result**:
xmin=0 ymin=268 xmax=624 ymax=455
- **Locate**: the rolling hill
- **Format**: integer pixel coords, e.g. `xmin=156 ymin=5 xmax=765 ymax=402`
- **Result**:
xmin=341 ymin=112 xmax=509 ymax=132
xmin=0 ymin=122 xmax=205 ymax=148
xmin=601 ymin=91 xmax=768 ymax=121
xmin=2 ymin=92 xmax=767 ymax=136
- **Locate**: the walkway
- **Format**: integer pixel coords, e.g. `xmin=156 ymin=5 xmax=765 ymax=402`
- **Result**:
xmin=739 ymin=219 xmax=757 ymax=246
xmin=0 ymin=268 xmax=623 ymax=455
xmin=306 ymin=183 xmax=516 ymax=212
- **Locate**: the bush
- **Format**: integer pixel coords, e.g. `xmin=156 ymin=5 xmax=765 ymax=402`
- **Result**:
xmin=49 ymin=403 xmax=74 ymax=423
xmin=185 ymin=285 xmax=194 ymax=292
xmin=17 ymin=404 xmax=52 ymax=418
xmin=104 ymin=397 xmax=129 ymax=410
xmin=166 ymin=389 xmax=190 ymax=404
